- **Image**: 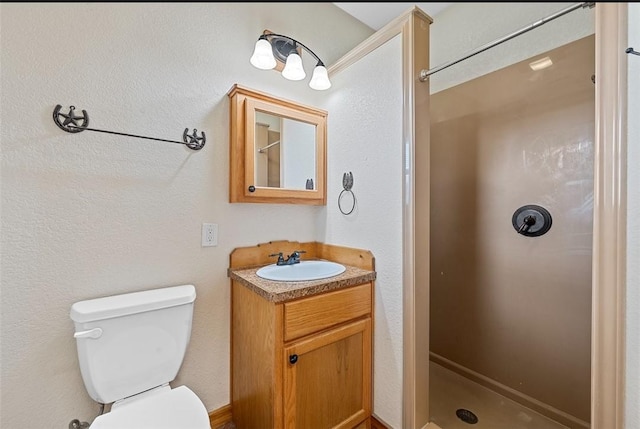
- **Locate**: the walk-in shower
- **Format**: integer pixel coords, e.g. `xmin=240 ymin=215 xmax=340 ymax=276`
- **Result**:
xmin=427 ymin=12 xmax=595 ymax=429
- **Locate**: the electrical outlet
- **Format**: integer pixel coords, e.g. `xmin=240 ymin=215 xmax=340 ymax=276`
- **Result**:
xmin=202 ymin=223 xmax=218 ymax=247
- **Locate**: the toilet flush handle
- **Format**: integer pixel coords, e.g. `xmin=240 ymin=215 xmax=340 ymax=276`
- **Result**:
xmin=74 ymin=327 xmax=103 ymax=339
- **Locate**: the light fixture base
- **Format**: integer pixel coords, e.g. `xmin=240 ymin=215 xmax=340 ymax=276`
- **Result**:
xmin=265 ymin=33 xmax=301 ymax=64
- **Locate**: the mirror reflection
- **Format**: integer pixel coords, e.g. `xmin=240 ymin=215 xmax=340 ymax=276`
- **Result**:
xmin=254 ymin=112 xmax=316 ymax=190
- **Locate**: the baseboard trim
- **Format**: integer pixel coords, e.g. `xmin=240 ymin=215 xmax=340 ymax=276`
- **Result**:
xmin=210 ymin=405 xmax=382 ymax=429
xmin=430 ymin=352 xmax=589 ymax=429
xmin=371 ymin=415 xmax=391 ymax=429
xmin=209 ymin=404 xmax=233 ymax=429
xmin=371 ymin=414 xmax=441 ymax=429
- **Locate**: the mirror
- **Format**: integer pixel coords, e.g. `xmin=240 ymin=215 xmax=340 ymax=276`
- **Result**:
xmin=228 ymin=84 xmax=327 ymax=205
xmin=253 ymin=112 xmax=317 ymax=190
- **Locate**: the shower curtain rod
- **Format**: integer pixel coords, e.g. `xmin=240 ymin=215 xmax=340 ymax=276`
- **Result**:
xmin=419 ymin=2 xmax=595 ymax=82
xmin=258 ymin=140 xmax=280 ymax=153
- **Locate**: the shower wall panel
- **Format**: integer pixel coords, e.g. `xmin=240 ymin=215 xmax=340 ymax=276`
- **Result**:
xmin=429 ymin=35 xmax=594 ymax=424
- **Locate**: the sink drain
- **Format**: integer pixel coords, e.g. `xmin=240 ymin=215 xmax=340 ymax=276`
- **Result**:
xmin=456 ymin=408 xmax=479 ymax=424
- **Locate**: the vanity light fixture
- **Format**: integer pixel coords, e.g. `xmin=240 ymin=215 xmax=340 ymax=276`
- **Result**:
xmin=250 ymin=32 xmax=331 ymax=90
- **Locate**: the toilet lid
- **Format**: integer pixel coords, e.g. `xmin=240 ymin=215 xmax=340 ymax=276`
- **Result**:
xmin=89 ymin=386 xmax=209 ymax=429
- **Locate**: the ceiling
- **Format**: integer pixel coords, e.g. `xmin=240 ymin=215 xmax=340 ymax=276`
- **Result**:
xmin=333 ymin=2 xmax=453 ymax=31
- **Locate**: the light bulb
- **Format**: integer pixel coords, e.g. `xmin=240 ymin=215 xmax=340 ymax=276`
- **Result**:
xmin=250 ymin=38 xmax=276 ymax=70
xmin=282 ymin=53 xmax=306 ymax=81
xmin=309 ymin=65 xmax=331 ymax=90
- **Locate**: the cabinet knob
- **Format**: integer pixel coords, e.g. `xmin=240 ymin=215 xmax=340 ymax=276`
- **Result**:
xmin=248 ymin=185 xmax=256 ymax=192
xmin=289 ymin=354 xmax=298 ymax=364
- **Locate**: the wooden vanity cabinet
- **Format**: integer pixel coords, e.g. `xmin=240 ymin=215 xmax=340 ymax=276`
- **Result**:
xmin=229 ymin=241 xmax=375 ymax=429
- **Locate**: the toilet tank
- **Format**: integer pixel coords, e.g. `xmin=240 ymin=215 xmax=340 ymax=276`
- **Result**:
xmin=70 ymin=284 xmax=196 ymax=404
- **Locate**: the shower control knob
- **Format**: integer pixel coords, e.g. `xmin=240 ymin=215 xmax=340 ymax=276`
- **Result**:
xmin=512 ymin=205 xmax=552 ymax=237
xmin=518 ymin=215 xmax=536 ymax=233
xmin=289 ymin=354 xmax=298 ymax=364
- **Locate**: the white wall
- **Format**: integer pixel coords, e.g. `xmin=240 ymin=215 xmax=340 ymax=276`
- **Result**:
xmin=429 ymin=2 xmax=595 ymax=93
xmin=318 ymin=35 xmax=404 ymax=427
xmin=626 ymin=3 xmax=639 ymax=427
xmin=0 ymin=3 xmax=373 ymax=427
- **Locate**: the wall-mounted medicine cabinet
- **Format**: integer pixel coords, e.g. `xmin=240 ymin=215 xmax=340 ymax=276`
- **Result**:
xmin=228 ymin=84 xmax=327 ymax=205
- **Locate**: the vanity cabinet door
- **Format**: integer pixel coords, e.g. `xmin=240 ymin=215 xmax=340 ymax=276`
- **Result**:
xmin=283 ymin=318 xmax=372 ymax=429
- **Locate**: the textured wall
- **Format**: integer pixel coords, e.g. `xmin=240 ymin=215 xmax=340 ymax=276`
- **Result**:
xmin=0 ymin=3 xmax=372 ymax=427
xmin=318 ymin=35 xmax=404 ymax=427
xmin=626 ymin=3 xmax=640 ymax=427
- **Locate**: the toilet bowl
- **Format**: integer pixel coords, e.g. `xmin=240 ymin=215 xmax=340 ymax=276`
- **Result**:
xmin=70 ymin=284 xmax=209 ymax=428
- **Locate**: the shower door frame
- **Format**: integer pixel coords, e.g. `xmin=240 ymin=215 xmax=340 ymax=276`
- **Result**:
xmin=589 ymin=3 xmax=627 ymax=428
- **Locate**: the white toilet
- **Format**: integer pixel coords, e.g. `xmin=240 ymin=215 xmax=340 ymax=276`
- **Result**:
xmin=70 ymin=284 xmax=210 ymax=429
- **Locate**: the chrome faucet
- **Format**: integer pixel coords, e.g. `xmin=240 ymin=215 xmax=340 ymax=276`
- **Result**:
xmin=268 ymin=252 xmax=285 ymax=265
xmin=285 ymin=250 xmax=305 ymax=265
xmin=269 ymin=250 xmax=306 ymax=266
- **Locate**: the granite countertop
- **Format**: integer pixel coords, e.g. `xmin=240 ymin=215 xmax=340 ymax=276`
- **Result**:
xmin=228 ymin=261 xmax=376 ymax=303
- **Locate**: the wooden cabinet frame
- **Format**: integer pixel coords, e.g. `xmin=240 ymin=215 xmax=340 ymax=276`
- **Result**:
xmin=228 ymin=84 xmax=327 ymax=205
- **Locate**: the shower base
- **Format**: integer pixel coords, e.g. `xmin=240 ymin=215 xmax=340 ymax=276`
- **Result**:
xmin=429 ymin=361 xmax=570 ymax=429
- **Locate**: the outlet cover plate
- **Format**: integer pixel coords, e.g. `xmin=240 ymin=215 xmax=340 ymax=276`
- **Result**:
xmin=202 ymin=223 xmax=218 ymax=247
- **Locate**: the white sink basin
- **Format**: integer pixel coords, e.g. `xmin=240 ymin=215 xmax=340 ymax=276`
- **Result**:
xmin=256 ymin=260 xmax=346 ymax=282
